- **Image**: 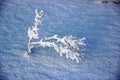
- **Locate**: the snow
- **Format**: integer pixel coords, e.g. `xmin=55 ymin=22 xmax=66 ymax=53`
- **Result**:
xmin=0 ymin=0 xmax=120 ymax=80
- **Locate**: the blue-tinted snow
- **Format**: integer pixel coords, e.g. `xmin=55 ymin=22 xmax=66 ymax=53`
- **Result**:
xmin=0 ymin=0 xmax=120 ymax=80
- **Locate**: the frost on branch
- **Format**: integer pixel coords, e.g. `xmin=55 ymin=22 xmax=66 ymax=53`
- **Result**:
xmin=27 ymin=9 xmax=86 ymax=63
xmin=27 ymin=9 xmax=43 ymax=55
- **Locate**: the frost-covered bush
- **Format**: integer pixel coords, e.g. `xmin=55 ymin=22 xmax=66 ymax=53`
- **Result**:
xmin=27 ymin=9 xmax=86 ymax=63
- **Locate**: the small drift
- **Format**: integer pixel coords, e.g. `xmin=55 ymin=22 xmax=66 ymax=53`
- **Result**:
xmin=94 ymin=0 xmax=120 ymax=4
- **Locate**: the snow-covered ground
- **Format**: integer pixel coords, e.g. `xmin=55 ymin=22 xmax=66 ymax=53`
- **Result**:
xmin=0 ymin=0 xmax=120 ymax=80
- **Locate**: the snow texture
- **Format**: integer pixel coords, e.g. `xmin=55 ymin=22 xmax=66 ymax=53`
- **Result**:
xmin=0 ymin=0 xmax=120 ymax=80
